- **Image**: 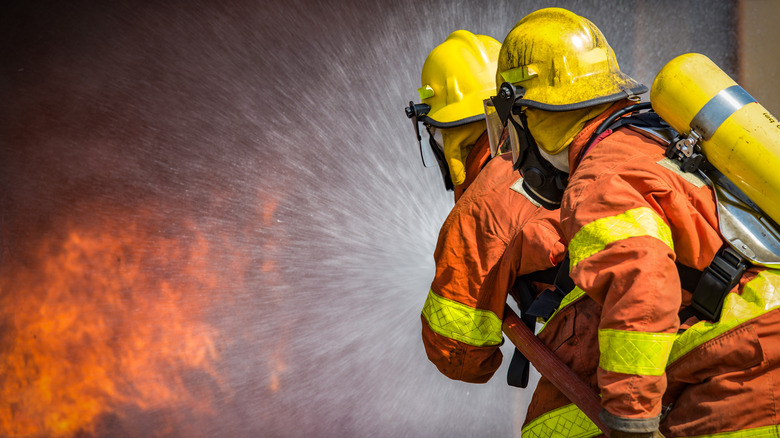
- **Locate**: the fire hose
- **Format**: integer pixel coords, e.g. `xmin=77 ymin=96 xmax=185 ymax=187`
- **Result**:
xmin=502 ymin=305 xmax=610 ymax=436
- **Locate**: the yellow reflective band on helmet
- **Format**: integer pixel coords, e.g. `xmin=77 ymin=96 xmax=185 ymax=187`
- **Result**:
xmin=421 ymin=289 xmax=503 ymax=347
xmin=417 ymin=85 xmax=435 ymax=100
xmin=669 ymin=270 xmax=780 ymax=364
xmin=598 ymin=329 xmax=675 ymax=376
xmin=681 ymin=424 xmax=780 ymax=438
xmin=521 ymin=402 xmax=602 ymax=438
xmin=538 ymin=286 xmax=587 ymax=335
xmin=500 ymin=66 xmax=537 ymax=84
xmin=569 ymin=207 xmax=674 ymax=269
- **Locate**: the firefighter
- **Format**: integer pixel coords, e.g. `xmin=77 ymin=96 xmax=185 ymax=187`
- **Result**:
xmin=488 ymin=7 xmax=780 ymax=437
xmin=407 ymin=31 xmax=565 ymax=387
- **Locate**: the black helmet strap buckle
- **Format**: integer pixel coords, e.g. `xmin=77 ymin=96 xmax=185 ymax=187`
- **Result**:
xmin=405 ymin=101 xmax=432 ymax=164
xmin=491 ymin=82 xmax=522 ymax=127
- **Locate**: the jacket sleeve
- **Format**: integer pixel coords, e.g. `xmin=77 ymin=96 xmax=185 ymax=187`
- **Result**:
xmin=564 ymin=168 xmax=681 ymax=432
xmin=421 ymin=185 xmax=563 ymax=383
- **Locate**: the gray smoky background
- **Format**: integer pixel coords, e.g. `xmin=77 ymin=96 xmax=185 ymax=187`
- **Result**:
xmin=0 ymin=1 xmax=740 ymax=437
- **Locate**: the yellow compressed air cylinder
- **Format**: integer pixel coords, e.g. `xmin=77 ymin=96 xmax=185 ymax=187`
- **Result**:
xmin=651 ymin=53 xmax=780 ymax=225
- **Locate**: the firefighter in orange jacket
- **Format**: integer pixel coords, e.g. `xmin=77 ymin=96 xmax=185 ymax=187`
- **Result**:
xmin=489 ymin=7 xmax=780 ymax=437
xmin=406 ymin=31 xmax=566 ymax=386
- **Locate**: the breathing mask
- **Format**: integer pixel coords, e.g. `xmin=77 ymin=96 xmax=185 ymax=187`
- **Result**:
xmin=486 ymin=83 xmax=569 ymax=210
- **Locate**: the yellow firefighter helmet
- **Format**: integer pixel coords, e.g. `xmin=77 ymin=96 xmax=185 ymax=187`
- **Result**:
xmin=495 ymin=7 xmax=646 ymax=111
xmin=419 ymin=30 xmax=500 ymax=126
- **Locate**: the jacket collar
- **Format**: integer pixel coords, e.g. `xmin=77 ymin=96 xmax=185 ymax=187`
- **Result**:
xmin=568 ymin=99 xmax=636 ymax=175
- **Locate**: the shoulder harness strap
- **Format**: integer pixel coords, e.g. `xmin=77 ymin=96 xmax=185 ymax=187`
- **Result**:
xmin=506 ymin=254 xmax=575 ymax=388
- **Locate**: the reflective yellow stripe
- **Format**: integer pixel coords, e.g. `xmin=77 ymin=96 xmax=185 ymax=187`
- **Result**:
xmin=421 ymin=289 xmax=503 ymax=347
xmin=538 ymin=286 xmax=587 ymax=335
xmin=521 ymin=402 xmax=602 ymax=438
xmin=501 ymin=66 xmax=537 ymax=83
xmin=417 ymin=85 xmax=434 ymax=100
xmin=682 ymin=424 xmax=780 ymax=437
xmin=599 ymin=329 xmax=675 ymax=376
xmin=569 ymin=207 xmax=674 ymax=268
xmin=670 ymin=270 xmax=780 ymax=364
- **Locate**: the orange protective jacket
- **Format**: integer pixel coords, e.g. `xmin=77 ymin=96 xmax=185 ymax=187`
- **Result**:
xmin=558 ymin=100 xmax=780 ymax=436
xmin=421 ymin=149 xmax=564 ymax=383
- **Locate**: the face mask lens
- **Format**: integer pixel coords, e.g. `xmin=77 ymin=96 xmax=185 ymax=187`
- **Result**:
xmin=430 ymin=126 xmax=444 ymax=150
xmin=484 ymin=98 xmax=505 ymax=157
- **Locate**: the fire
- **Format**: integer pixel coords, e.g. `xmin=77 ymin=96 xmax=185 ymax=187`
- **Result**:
xmin=0 ymin=215 xmax=223 ymax=437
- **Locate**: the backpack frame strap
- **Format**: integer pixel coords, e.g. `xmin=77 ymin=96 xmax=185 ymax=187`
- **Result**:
xmin=691 ymin=245 xmax=750 ymax=321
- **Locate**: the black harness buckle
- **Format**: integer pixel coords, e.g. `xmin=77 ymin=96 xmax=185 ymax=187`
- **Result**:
xmin=526 ymin=253 xmax=574 ymax=320
xmin=691 ymin=245 xmax=750 ymax=321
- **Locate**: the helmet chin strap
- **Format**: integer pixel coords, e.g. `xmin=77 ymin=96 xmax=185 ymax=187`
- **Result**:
xmin=427 ymin=133 xmax=454 ymax=191
xmin=515 ymin=112 xmax=569 ymax=210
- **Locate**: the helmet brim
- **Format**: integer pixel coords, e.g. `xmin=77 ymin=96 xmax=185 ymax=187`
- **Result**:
xmin=516 ymin=72 xmax=648 ymax=112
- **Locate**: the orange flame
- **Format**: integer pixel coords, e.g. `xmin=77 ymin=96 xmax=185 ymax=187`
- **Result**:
xmin=0 ymin=217 xmax=224 ymax=437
